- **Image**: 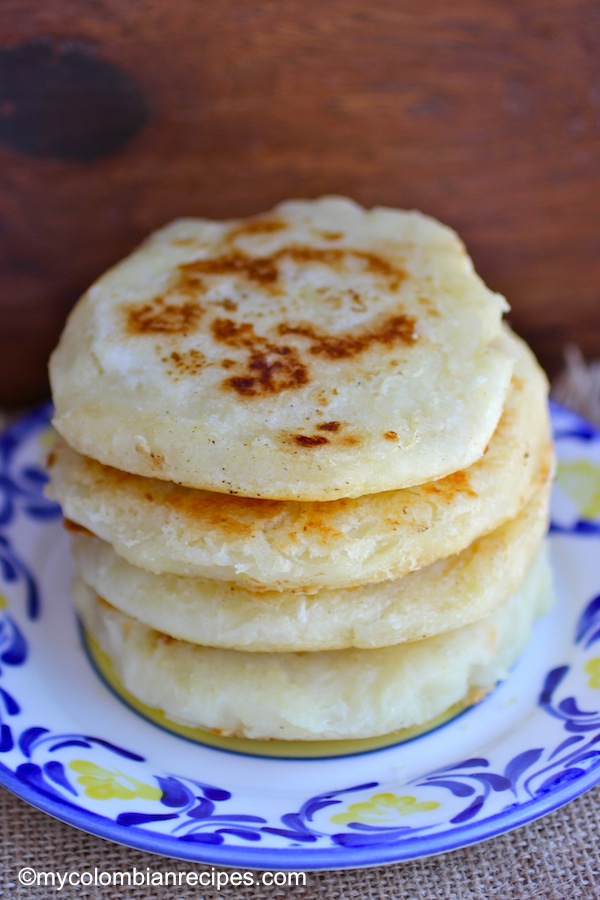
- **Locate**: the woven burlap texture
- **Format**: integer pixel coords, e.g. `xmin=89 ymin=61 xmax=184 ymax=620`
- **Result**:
xmin=1 ymin=783 xmax=599 ymax=899
xmin=1 ymin=356 xmax=599 ymax=899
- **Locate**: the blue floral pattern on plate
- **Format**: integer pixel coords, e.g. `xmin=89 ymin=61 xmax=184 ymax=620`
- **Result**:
xmin=0 ymin=402 xmax=599 ymax=869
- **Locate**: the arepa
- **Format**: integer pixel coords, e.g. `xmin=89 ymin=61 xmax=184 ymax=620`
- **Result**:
xmin=70 ymin=478 xmax=550 ymax=652
xmin=48 ymin=327 xmax=547 ymax=591
xmin=72 ymin=548 xmax=553 ymax=741
xmin=50 ymin=197 xmax=512 ymax=500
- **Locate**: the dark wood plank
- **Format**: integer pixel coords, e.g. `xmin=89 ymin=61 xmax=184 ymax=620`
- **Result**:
xmin=1 ymin=0 xmax=599 ymax=405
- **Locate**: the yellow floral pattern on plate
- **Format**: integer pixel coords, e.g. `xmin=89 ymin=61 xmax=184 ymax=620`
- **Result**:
xmin=330 ymin=792 xmax=440 ymax=826
xmin=584 ymin=658 xmax=600 ymax=689
xmin=557 ymin=460 xmax=600 ymax=519
xmin=69 ymin=760 xmax=162 ymax=801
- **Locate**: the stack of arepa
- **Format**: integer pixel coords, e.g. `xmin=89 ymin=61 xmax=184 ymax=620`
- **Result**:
xmin=47 ymin=197 xmax=554 ymax=743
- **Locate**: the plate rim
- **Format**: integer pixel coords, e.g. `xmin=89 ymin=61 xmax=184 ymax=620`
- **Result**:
xmin=3 ymin=746 xmax=600 ymax=870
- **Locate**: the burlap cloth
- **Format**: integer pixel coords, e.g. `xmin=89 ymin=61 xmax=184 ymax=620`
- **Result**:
xmin=1 ymin=352 xmax=599 ymax=899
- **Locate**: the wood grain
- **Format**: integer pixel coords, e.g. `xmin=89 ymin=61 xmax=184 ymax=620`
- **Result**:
xmin=1 ymin=0 xmax=599 ymax=405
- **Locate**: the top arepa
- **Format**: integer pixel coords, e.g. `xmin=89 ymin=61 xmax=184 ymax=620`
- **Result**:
xmin=50 ymin=197 xmax=512 ymax=500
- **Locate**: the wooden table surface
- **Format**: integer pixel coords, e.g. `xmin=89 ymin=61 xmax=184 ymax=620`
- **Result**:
xmin=1 ymin=0 xmax=599 ymax=406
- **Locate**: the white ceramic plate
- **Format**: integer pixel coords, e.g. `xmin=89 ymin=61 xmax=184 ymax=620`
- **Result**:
xmin=0 ymin=402 xmax=599 ymax=870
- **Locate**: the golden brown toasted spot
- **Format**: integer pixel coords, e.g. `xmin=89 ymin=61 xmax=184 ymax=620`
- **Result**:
xmin=227 ymin=356 xmax=308 ymax=397
xmin=384 ymin=431 xmax=398 ymax=441
xmin=319 ymin=230 xmax=343 ymax=240
xmin=63 ymin=518 xmax=95 ymax=537
xmin=226 ymin=217 xmax=286 ymax=241
xmin=214 ymin=298 xmax=238 ymax=311
xmin=211 ymin=318 xmax=255 ymax=345
xmin=278 ymin=313 xmax=416 ymax=360
xmin=162 ymin=488 xmax=282 ymax=534
xmin=176 ymin=272 xmax=207 ymax=298
xmin=126 ymin=297 xmax=204 ymax=335
xmin=348 ymin=289 xmax=367 ymax=312
xmin=366 ymin=314 xmax=417 ymax=347
xmin=294 ymin=434 xmax=330 ymax=448
xmin=220 ymin=358 xmax=235 ymax=369
xmin=162 ymin=489 xmax=252 ymax=537
xmin=162 ymin=348 xmax=206 ymax=376
xmin=299 ymin=519 xmax=344 ymax=540
xmin=171 ymin=236 xmax=205 ymax=247
xmin=211 ymin=317 xmax=309 ymax=397
xmin=181 ymin=251 xmax=279 ymax=286
xmin=47 ymin=451 xmax=56 ymax=467
xmin=422 ymin=470 xmax=478 ymax=499
xmin=282 ymin=422 xmax=360 ymax=450
xmin=144 ymin=492 xmax=153 ymax=502
xmin=178 ymin=244 xmax=404 ymax=293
